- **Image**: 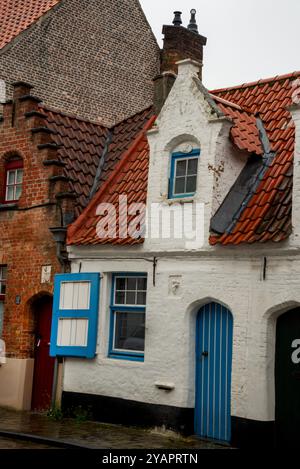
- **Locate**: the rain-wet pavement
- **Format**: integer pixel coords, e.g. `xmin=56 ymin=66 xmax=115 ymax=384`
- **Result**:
xmin=0 ymin=407 xmax=227 ymax=449
xmin=0 ymin=436 xmax=59 ymax=449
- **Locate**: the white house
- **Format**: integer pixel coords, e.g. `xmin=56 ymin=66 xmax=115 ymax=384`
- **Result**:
xmin=49 ymin=58 xmax=300 ymax=448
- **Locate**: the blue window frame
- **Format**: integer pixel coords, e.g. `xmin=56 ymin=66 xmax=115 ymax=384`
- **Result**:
xmin=169 ymin=149 xmax=200 ymax=199
xmin=50 ymin=273 xmax=100 ymax=359
xmin=109 ymin=273 xmax=147 ymax=362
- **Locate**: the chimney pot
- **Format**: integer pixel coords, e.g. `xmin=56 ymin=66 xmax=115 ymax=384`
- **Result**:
xmin=187 ymin=8 xmax=199 ymax=34
xmin=173 ymin=11 xmax=182 ymax=27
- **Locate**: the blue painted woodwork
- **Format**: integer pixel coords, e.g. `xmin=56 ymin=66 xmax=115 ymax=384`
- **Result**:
xmin=50 ymin=273 xmax=100 ymax=358
xmin=195 ymin=302 xmax=233 ymax=442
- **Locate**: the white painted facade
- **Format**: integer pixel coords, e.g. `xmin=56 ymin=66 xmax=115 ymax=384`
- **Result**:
xmin=64 ymin=60 xmax=300 ymax=428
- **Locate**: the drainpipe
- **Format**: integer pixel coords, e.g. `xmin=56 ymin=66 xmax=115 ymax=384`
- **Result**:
xmin=49 ymin=226 xmax=68 ymax=408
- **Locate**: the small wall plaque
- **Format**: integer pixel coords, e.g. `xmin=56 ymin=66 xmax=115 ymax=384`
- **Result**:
xmin=41 ymin=265 xmax=52 ymax=284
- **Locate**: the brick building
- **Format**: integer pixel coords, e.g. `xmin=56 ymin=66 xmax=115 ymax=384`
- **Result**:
xmin=0 ymin=76 xmax=153 ymax=409
xmin=0 ymin=0 xmax=160 ymax=126
xmin=50 ymin=17 xmax=300 ymax=448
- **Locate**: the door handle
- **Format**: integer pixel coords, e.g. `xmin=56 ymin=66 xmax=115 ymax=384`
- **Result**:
xmin=202 ymin=351 xmax=208 ymax=357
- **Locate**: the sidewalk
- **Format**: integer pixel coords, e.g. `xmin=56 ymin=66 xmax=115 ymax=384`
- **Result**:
xmin=0 ymin=407 xmax=226 ymax=449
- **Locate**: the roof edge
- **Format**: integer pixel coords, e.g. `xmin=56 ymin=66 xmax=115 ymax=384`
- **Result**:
xmin=211 ymin=70 xmax=300 ymax=95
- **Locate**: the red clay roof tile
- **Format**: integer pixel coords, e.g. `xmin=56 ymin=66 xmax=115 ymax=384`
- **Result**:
xmin=0 ymin=0 xmax=60 ymax=50
xmin=68 ymin=117 xmax=156 ymax=246
xmin=210 ymin=71 xmax=300 ymax=246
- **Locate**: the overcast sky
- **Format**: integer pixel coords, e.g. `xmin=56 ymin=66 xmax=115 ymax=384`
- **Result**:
xmin=139 ymin=0 xmax=300 ymax=90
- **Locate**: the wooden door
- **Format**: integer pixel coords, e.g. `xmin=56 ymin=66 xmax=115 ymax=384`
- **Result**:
xmin=275 ymin=308 xmax=300 ymax=447
xmin=31 ymin=297 xmax=55 ymax=410
xmin=195 ymin=302 xmax=233 ymax=442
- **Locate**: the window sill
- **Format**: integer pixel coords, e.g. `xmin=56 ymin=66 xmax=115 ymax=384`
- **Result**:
xmin=0 ymin=203 xmax=18 ymax=211
xmin=108 ymin=352 xmax=144 ymax=362
xmin=166 ymin=196 xmax=195 ymax=205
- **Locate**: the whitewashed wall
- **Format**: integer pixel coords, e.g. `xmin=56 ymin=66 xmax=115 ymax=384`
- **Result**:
xmin=63 ymin=249 xmax=300 ymax=422
xmin=64 ymin=60 xmax=300 ymax=425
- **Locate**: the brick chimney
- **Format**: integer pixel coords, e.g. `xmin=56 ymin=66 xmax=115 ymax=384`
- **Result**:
xmin=154 ymin=10 xmax=207 ymax=115
xmin=161 ymin=10 xmax=207 ymax=78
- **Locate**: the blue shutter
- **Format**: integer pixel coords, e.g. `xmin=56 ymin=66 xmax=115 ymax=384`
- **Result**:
xmin=50 ymin=273 xmax=100 ymax=358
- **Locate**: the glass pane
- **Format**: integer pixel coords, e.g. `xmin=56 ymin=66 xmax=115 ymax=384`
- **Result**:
xmin=115 ymin=290 xmax=125 ymax=304
xmin=176 ymin=160 xmax=186 ymax=177
xmin=125 ymin=291 xmax=136 ymax=305
xmin=15 ymin=185 xmax=22 ymax=200
xmin=187 ymin=158 xmax=198 ymax=175
xmin=186 ymin=175 xmax=197 ymax=193
xmin=136 ymin=291 xmax=146 ymax=305
xmin=6 ymin=186 xmax=15 ymax=201
xmin=127 ymin=277 xmax=137 ymax=290
xmin=16 ymin=169 xmax=23 ymax=184
xmin=115 ymin=277 xmax=126 ymax=291
xmin=114 ymin=311 xmax=145 ymax=352
xmin=137 ymin=277 xmax=147 ymax=291
xmin=1 ymin=267 xmax=7 ymax=280
xmin=174 ymin=177 xmax=185 ymax=195
xmin=7 ymin=170 xmax=15 ymax=185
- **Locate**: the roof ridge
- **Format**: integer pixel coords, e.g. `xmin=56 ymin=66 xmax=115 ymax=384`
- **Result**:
xmin=211 ymin=70 xmax=300 ymax=94
xmin=67 ymin=115 xmax=156 ymax=243
xmin=40 ymin=104 xmax=108 ymax=129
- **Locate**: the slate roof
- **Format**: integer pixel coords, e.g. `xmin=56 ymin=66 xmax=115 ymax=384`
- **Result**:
xmin=0 ymin=0 xmax=60 ymax=50
xmin=67 ymin=71 xmax=300 ymax=247
xmin=42 ymin=106 xmax=153 ymax=218
xmin=210 ymin=71 xmax=300 ymax=245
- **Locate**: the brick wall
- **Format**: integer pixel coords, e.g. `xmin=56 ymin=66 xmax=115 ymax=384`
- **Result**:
xmin=0 ymin=0 xmax=160 ymax=127
xmin=0 ymin=85 xmax=67 ymax=359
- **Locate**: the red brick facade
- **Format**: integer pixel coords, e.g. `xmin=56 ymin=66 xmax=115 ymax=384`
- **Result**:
xmin=0 ymin=83 xmax=71 ymax=358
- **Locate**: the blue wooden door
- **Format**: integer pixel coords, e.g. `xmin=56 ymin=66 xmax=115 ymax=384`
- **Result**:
xmin=195 ymin=303 xmax=233 ymax=442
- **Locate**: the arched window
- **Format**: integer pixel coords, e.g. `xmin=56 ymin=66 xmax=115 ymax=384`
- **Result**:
xmin=4 ymin=158 xmax=23 ymax=202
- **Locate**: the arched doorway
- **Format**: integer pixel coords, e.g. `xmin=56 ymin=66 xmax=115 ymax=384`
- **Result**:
xmin=275 ymin=308 xmax=300 ymax=447
xmin=31 ymin=295 xmax=55 ymax=410
xmin=195 ymin=302 xmax=233 ymax=442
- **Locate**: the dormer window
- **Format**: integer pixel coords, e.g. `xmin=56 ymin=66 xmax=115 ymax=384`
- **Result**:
xmin=169 ymin=149 xmax=200 ymax=198
xmin=5 ymin=159 xmax=23 ymax=203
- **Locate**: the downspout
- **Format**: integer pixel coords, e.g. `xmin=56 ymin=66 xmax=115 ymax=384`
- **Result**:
xmin=49 ymin=226 xmax=68 ymax=408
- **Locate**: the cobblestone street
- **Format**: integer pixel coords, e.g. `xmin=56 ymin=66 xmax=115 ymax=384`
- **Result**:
xmin=0 ymin=408 xmax=227 ymax=449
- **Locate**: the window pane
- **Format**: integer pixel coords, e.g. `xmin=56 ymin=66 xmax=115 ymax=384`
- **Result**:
xmin=136 ymin=291 xmax=146 ymax=305
xmin=115 ymin=278 xmax=126 ymax=291
xmin=16 ymin=169 xmax=23 ymax=184
xmin=137 ymin=277 xmax=147 ymax=291
xmin=125 ymin=291 xmax=136 ymax=305
xmin=7 ymin=170 xmax=15 ymax=185
xmin=176 ymin=160 xmax=186 ymax=177
xmin=174 ymin=177 xmax=185 ymax=194
xmin=127 ymin=277 xmax=137 ymax=290
xmin=186 ymin=175 xmax=197 ymax=193
xmin=115 ymin=290 xmax=125 ymax=304
xmin=15 ymin=185 xmax=22 ymax=200
xmin=6 ymin=186 xmax=15 ymax=201
xmin=114 ymin=311 xmax=145 ymax=352
xmin=187 ymin=158 xmax=198 ymax=175
xmin=1 ymin=267 xmax=7 ymax=280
